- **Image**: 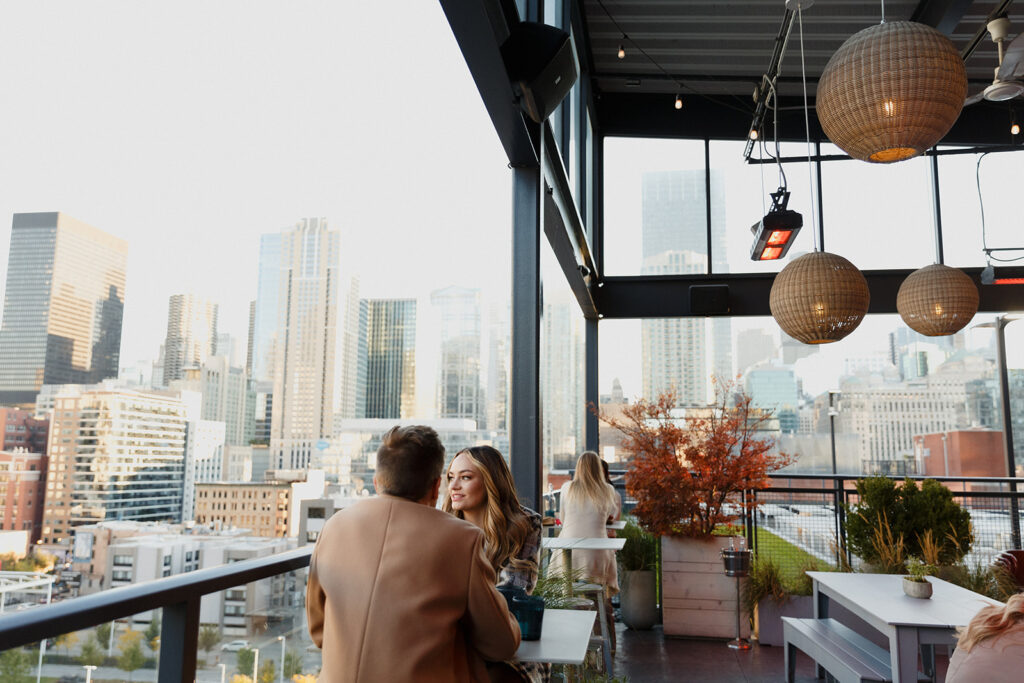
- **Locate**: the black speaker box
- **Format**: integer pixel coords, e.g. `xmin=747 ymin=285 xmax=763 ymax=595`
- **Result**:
xmin=501 ymin=22 xmax=578 ymax=123
xmin=689 ymin=285 xmax=730 ymax=315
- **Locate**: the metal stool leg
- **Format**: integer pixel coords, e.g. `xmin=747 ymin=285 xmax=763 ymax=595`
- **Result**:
xmin=594 ymin=588 xmax=613 ymax=673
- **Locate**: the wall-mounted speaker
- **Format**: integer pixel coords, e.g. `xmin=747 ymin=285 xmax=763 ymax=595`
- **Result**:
xmin=689 ymin=285 xmax=730 ymax=315
xmin=501 ymin=22 xmax=578 ymax=123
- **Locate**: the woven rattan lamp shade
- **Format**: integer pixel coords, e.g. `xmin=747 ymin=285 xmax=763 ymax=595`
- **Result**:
xmin=816 ymin=21 xmax=967 ymax=163
xmin=897 ymin=263 xmax=978 ymax=336
xmin=770 ymin=252 xmax=870 ymax=344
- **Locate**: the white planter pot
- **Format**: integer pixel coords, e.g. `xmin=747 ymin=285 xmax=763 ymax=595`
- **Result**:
xmin=661 ymin=536 xmax=751 ymax=639
xmin=755 ymin=595 xmax=813 ymax=647
xmin=620 ymin=569 xmax=659 ymax=630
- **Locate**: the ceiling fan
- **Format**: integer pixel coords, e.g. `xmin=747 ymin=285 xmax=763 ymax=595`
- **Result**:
xmin=964 ymin=16 xmax=1024 ymax=105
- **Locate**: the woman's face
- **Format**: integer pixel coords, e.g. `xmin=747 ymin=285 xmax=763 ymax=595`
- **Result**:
xmin=447 ymin=452 xmax=487 ymax=515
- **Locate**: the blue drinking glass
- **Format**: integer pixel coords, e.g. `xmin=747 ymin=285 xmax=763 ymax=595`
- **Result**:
xmin=512 ymin=594 xmax=545 ymax=641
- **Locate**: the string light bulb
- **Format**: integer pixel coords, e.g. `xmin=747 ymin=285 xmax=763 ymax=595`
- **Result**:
xmin=617 ymin=43 xmax=626 ymax=59
xmin=749 ymin=128 xmax=759 ymax=140
xmin=674 ymin=94 xmax=683 ymax=110
xmin=1012 ymin=118 xmax=1020 ymax=136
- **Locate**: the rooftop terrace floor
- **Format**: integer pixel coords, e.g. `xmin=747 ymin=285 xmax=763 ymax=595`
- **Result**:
xmin=611 ymin=624 xmax=950 ymax=682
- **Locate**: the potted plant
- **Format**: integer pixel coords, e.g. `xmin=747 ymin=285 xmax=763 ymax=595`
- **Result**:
xmin=617 ymin=518 xmax=660 ymax=630
xmin=903 ymin=557 xmax=936 ymax=599
xmin=599 ymin=380 xmax=792 ymax=638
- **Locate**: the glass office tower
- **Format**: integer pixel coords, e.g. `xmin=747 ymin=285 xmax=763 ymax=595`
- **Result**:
xmin=0 ymin=212 xmax=128 ymax=405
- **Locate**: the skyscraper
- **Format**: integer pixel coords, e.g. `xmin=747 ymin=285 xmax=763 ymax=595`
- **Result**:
xmin=250 ymin=233 xmax=282 ymax=383
xmin=640 ymin=170 xmax=732 ymax=405
xmin=432 ymin=287 xmax=484 ymax=425
xmin=162 ymin=294 xmax=219 ymax=385
xmin=41 ymin=387 xmax=188 ymax=547
xmin=0 ymin=212 xmax=127 ymax=405
xmin=361 ymin=299 xmax=416 ymax=419
xmin=170 ymin=355 xmax=254 ymax=447
xmin=270 ymin=218 xmax=339 ymax=469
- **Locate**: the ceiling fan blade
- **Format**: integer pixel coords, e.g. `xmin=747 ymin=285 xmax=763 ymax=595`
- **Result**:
xmin=964 ymin=91 xmax=985 ymax=106
xmin=997 ymin=33 xmax=1024 ymax=80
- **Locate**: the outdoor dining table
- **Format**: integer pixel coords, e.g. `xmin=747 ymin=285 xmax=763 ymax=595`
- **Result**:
xmin=806 ymin=571 xmax=1002 ymax=683
xmin=515 ymin=608 xmax=596 ymax=665
xmin=540 ymin=536 xmax=626 ymax=575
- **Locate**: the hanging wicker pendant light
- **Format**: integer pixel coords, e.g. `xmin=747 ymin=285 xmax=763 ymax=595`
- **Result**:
xmin=896 ymin=263 xmax=978 ymax=336
xmin=816 ymin=21 xmax=967 ymax=163
xmin=770 ymin=252 xmax=870 ymax=344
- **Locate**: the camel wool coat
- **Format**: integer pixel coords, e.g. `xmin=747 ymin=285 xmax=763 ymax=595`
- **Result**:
xmin=306 ymin=494 xmax=521 ymax=682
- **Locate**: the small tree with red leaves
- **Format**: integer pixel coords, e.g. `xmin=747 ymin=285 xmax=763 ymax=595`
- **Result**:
xmin=599 ymin=379 xmax=792 ymax=538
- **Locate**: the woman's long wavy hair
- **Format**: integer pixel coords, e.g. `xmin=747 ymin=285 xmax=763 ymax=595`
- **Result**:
xmin=442 ymin=445 xmax=535 ymax=575
xmin=957 ymin=593 xmax=1024 ymax=653
xmin=564 ymin=451 xmax=619 ymax=512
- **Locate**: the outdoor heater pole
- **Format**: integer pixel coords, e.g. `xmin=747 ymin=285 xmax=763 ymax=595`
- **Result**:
xmin=828 ymin=391 xmax=842 ymax=565
xmin=994 ymin=316 xmax=1021 ymax=549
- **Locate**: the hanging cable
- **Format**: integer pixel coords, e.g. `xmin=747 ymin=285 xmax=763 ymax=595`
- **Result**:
xmin=797 ymin=6 xmax=819 ymax=251
xmin=977 ymin=152 xmax=1024 ymax=263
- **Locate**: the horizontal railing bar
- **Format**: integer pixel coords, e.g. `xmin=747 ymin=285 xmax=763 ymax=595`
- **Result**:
xmin=0 ymin=546 xmax=311 ymax=651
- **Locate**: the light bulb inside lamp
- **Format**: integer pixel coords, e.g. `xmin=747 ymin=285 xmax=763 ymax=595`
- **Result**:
xmin=1012 ymin=122 xmax=1020 ymax=136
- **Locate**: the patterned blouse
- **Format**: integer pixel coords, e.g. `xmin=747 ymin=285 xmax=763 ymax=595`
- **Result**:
xmin=498 ymin=506 xmax=543 ymax=594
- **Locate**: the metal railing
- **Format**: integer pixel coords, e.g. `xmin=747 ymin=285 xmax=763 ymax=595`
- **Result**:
xmin=0 ymin=546 xmax=311 ymax=683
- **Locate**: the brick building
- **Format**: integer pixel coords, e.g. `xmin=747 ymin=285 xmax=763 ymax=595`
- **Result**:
xmin=0 ymin=450 xmax=47 ymax=550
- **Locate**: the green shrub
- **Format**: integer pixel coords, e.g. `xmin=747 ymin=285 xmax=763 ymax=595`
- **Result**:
xmin=844 ymin=477 xmax=972 ymax=566
xmin=618 ymin=519 xmax=659 ymax=572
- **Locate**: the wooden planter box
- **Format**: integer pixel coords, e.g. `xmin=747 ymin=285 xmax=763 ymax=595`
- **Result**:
xmin=661 ymin=536 xmax=751 ymax=639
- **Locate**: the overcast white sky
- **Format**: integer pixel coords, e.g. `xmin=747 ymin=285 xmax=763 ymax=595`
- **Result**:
xmin=0 ymin=2 xmax=1021 ymax=405
xmin=0 ymin=1 xmax=512 ymax=370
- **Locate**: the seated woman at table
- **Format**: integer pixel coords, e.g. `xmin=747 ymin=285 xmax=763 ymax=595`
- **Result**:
xmin=551 ymin=451 xmax=620 ymax=653
xmin=947 ymin=592 xmax=1024 ymax=683
xmin=443 ymin=445 xmax=544 ymax=683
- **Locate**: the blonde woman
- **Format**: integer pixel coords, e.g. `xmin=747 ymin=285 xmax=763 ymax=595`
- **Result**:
xmin=551 ymin=451 xmax=621 ymax=593
xmin=443 ymin=446 xmax=543 ymax=682
xmin=947 ymin=593 xmax=1024 ymax=682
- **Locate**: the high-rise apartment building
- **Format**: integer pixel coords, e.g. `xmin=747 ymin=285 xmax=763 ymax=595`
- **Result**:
xmin=541 ymin=291 xmax=585 ymax=469
xmin=432 ymin=287 xmax=484 ymax=425
xmin=0 ymin=212 xmax=127 ymax=405
xmin=41 ymin=388 xmax=188 ymax=547
xmin=270 ymin=219 xmax=339 ymax=470
xmin=486 ymin=305 xmax=510 ymax=433
xmin=162 ymin=294 xmax=218 ymax=385
xmin=639 ymin=171 xmax=732 ymax=406
xmin=641 ymin=250 xmax=709 ymax=405
xmin=360 ymin=299 xmax=416 ymax=419
xmin=170 ymin=356 xmax=254 ymax=447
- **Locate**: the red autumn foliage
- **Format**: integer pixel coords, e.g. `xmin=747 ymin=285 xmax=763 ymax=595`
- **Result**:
xmin=598 ymin=380 xmax=792 ymax=538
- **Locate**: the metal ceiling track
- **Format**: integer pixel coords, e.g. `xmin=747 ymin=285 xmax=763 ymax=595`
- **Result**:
xmin=743 ymin=8 xmax=796 ymax=161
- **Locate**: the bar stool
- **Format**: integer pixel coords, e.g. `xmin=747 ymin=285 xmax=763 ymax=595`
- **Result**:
xmin=572 ymin=582 xmax=613 ymax=673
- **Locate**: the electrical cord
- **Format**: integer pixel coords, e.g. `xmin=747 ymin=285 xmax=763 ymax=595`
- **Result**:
xmin=977 ymin=152 xmax=1024 ymax=262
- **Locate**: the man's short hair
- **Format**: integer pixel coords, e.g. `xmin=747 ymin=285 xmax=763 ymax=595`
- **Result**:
xmin=375 ymin=425 xmax=446 ymax=501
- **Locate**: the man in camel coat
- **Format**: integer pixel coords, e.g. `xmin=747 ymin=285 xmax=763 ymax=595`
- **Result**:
xmin=306 ymin=424 xmax=520 ymax=681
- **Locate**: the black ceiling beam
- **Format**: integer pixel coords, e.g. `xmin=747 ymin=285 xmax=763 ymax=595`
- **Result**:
xmin=911 ymin=0 xmax=975 ymax=35
xmin=596 ymin=91 xmax=1019 ymax=147
xmin=438 ymin=0 xmax=538 ymax=167
xmin=594 ymin=268 xmax=1024 ymax=319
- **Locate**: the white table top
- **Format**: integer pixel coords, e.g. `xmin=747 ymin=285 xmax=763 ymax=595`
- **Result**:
xmin=606 ymin=520 xmax=626 ymax=530
xmin=541 ymin=537 xmax=626 ymax=551
xmin=515 ymin=608 xmax=597 ymax=664
xmin=807 ymin=571 xmax=1002 ymax=628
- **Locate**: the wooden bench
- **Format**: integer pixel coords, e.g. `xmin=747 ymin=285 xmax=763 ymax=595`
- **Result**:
xmin=782 ymin=617 xmax=895 ymax=683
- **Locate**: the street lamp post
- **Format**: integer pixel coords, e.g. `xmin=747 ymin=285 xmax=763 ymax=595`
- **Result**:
xmin=277 ymin=636 xmax=286 ymax=683
xmin=83 ymin=665 xmax=97 ymax=683
xmin=828 ymin=390 xmax=843 ymax=565
xmin=975 ymin=315 xmax=1023 ymax=549
xmin=253 ymin=648 xmax=259 ymax=683
xmin=219 ymin=663 xmax=226 ymax=683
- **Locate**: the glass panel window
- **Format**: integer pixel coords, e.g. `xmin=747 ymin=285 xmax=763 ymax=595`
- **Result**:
xmin=820 ymin=143 xmax=933 ymax=269
xmin=603 ymin=137 xmax=708 ymax=276
xmin=938 ymin=148 xmax=1024 ymax=268
xmin=710 ymin=140 xmax=817 ymax=273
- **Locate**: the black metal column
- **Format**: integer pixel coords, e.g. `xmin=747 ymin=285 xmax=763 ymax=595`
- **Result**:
xmin=995 ymin=316 xmax=1022 ymax=549
xmin=511 ymin=160 xmax=543 ymax=511
xmin=585 ymin=317 xmax=599 ymax=451
xmin=158 ymin=600 xmax=199 ymax=683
